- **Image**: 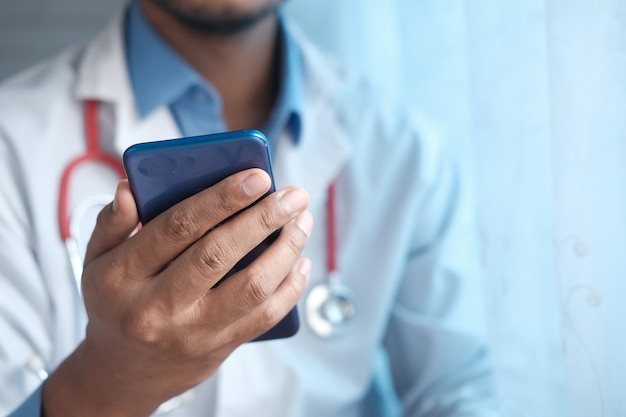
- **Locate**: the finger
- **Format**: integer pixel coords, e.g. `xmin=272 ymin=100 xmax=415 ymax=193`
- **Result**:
xmin=117 ymin=169 xmax=272 ymax=278
xmin=220 ymin=256 xmax=312 ymax=345
xmin=193 ymin=210 xmax=312 ymax=326
xmin=84 ymin=180 xmax=139 ymax=265
xmin=210 ymin=210 xmax=313 ymax=315
xmin=158 ymin=189 xmax=311 ymax=310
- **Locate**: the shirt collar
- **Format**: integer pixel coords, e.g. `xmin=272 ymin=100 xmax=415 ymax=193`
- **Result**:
xmin=125 ymin=1 xmax=208 ymax=118
xmin=263 ymin=17 xmax=303 ymax=143
xmin=124 ymin=0 xmax=302 ymax=143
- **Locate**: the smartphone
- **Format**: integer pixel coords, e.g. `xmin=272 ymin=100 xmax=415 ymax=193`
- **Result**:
xmin=122 ymin=129 xmax=299 ymax=341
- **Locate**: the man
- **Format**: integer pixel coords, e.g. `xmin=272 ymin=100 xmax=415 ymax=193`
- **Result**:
xmin=0 ymin=0 xmax=496 ymax=415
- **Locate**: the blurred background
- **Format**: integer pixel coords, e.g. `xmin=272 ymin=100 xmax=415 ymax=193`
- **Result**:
xmin=2 ymin=0 xmax=626 ymax=416
xmin=0 ymin=0 xmax=125 ymax=79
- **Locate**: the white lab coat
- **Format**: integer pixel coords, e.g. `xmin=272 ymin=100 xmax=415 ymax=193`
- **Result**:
xmin=0 ymin=8 xmax=495 ymax=417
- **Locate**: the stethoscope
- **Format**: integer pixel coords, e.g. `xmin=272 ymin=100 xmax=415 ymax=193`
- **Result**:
xmin=58 ymin=100 xmax=126 ymax=297
xmin=304 ymin=181 xmax=358 ymax=337
xmin=58 ymin=100 xmax=357 ymax=338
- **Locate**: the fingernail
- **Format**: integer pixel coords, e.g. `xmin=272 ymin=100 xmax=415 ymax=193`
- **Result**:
xmin=295 ymin=211 xmax=313 ymax=237
xmin=243 ymin=173 xmax=270 ymax=197
xmin=280 ymin=189 xmax=308 ymax=213
xmin=298 ymin=258 xmax=312 ymax=277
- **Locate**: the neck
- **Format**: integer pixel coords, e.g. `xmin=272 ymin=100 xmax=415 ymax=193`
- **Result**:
xmin=139 ymin=0 xmax=280 ymax=131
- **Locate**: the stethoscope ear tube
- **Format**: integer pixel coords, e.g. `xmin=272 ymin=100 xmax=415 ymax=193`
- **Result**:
xmin=64 ymin=238 xmax=84 ymax=297
xmin=64 ymin=194 xmax=115 ymax=297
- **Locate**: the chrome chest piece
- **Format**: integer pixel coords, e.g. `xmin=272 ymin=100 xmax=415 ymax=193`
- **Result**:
xmin=305 ymin=271 xmax=357 ymax=337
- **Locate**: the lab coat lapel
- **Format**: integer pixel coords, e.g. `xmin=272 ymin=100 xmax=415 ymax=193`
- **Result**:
xmin=273 ymin=99 xmax=352 ymax=208
xmin=74 ymin=5 xmax=180 ymax=157
xmin=273 ymin=24 xmax=354 ymax=207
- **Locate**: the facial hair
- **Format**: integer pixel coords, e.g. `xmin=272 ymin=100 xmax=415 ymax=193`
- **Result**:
xmin=151 ymin=0 xmax=281 ymax=35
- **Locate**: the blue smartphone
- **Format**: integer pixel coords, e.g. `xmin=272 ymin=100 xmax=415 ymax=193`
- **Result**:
xmin=122 ymin=129 xmax=299 ymax=341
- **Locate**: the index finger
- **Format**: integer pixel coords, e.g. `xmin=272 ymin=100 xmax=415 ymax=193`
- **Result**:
xmin=113 ymin=168 xmax=272 ymax=278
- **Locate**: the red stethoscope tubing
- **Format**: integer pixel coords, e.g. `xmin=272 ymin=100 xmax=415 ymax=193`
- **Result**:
xmin=58 ymin=100 xmax=126 ymax=242
xmin=59 ymin=100 xmax=338 ymax=276
xmin=325 ymin=182 xmax=338 ymax=274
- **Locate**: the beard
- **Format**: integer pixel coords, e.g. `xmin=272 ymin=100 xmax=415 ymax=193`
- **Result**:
xmin=150 ymin=0 xmax=282 ymax=35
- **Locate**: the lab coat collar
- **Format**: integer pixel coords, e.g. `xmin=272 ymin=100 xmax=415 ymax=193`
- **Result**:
xmin=74 ymin=2 xmax=180 ymax=155
xmin=73 ymin=7 xmax=353 ymax=206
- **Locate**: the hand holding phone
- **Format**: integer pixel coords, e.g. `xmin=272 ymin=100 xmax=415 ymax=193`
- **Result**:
xmin=57 ymin=160 xmax=312 ymax=416
xmin=122 ymin=130 xmax=303 ymax=340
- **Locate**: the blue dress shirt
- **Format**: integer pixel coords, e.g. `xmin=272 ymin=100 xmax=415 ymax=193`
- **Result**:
xmin=125 ymin=0 xmax=303 ymax=147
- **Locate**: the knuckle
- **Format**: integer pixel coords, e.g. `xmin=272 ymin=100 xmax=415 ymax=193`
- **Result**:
xmin=243 ymin=266 xmax=272 ymax=306
xmin=283 ymin=229 xmax=306 ymax=257
xmin=257 ymin=206 xmax=279 ymax=232
xmin=164 ymin=207 xmax=201 ymax=242
xmin=97 ymin=260 xmax=123 ymax=295
xmin=197 ymin=239 xmax=232 ymax=275
xmin=87 ymin=257 xmax=128 ymax=299
xmin=121 ymin=307 xmax=203 ymax=357
xmin=121 ymin=308 xmax=161 ymax=346
xmin=208 ymin=329 xmax=235 ymax=353
xmin=216 ymin=188 xmax=240 ymax=214
xmin=289 ymin=272 xmax=308 ymax=298
xmin=171 ymin=332 xmax=202 ymax=358
xmin=259 ymin=303 xmax=283 ymax=328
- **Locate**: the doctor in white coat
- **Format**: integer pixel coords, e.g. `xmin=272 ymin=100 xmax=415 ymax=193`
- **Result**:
xmin=0 ymin=0 xmax=496 ymax=416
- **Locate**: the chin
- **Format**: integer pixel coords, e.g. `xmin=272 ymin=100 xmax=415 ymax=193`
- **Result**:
xmin=151 ymin=0 xmax=284 ymax=34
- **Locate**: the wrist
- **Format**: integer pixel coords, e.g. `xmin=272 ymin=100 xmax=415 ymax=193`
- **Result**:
xmin=42 ymin=341 xmax=157 ymax=417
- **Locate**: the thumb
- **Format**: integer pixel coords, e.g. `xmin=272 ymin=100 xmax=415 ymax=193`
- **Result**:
xmin=84 ymin=180 xmax=139 ymax=265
